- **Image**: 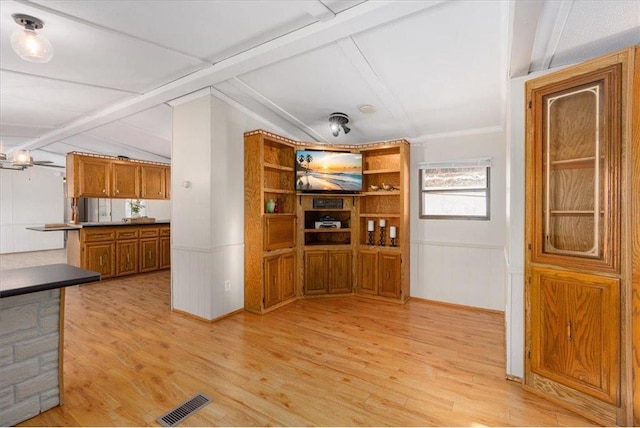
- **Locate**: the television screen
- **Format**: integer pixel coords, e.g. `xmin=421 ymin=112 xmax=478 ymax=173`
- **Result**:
xmin=295 ymin=149 xmax=363 ymax=193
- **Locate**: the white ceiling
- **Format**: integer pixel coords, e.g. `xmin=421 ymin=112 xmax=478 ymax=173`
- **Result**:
xmin=0 ymin=0 xmax=638 ymax=166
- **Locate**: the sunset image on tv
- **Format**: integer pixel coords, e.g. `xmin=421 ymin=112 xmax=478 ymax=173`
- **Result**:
xmin=296 ymin=150 xmax=362 ymax=192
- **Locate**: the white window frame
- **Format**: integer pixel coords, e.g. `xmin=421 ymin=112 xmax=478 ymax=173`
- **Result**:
xmin=419 ymin=158 xmax=491 ymax=220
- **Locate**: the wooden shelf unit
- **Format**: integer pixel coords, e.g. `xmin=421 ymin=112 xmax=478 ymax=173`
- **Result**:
xmin=244 ymin=129 xmax=410 ymax=314
xmin=524 ymin=46 xmax=640 ymax=426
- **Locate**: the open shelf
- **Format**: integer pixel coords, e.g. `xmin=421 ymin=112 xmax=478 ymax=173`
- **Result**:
xmin=264 ymin=162 xmax=294 ymax=172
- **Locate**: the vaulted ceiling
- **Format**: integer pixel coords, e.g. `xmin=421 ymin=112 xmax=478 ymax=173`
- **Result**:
xmin=0 ymin=0 xmax=638 ymax=167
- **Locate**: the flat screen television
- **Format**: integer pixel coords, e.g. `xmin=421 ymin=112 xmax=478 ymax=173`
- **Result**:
xmin=295 ymin=149 xmax=363 ymax=193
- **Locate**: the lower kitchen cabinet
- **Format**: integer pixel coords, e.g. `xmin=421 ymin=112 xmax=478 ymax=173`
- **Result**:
xmin=116 ymin=240 xmax=138 ymax=276
xmin=85 ymin=242 xmax=115 ymax=278
xmin=304 ymin=249 xmax=352 ymax=295
xmin=264 ymin=251 xmax=296 ymax=308
xmin=139 ymin=238 xmax=159 ymax=272
xmin=69 ymin=224 xmax=170 ymax=279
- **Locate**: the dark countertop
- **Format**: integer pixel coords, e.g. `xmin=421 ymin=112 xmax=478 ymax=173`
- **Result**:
xmin=27 ymin=225 xmax=82 ymax=232
xmin=78 ymin=219 xmax=170 ymax=227
xmin=0 ymin=264 xmax=101 ymax=298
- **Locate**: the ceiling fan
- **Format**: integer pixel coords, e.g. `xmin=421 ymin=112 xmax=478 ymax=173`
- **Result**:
xmin=0 ymin=150 xmax=64 ymax=171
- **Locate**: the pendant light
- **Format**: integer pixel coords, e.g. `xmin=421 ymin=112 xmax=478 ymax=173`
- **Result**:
xmin=11 ymin=14 xmax=53 ymax=63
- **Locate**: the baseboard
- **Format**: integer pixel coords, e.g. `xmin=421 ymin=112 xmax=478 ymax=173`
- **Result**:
xmin=506 ymin=374 xmax=523 ymax=383
xmin=172 ymin=307 xmax=244 ymax=323
xmin=410 ymin=296 xmax=505 ymax=315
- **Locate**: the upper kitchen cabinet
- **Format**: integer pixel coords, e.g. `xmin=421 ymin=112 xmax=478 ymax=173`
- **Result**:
xmin=66 ymin=152 xmax=170 ymax=200
xmin=67 ymin=154 xmax=111 ymax=198
xmin=140 ymin=165 xmax=166 ymax=200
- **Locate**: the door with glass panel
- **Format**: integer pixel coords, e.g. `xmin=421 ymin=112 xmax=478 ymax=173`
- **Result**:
xmin=525 ymin=64 xmax=622 ymax=409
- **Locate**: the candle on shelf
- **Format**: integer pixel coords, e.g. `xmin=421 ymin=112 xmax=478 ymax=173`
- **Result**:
xmin=367 ymin=220 xmax=374 ymax=231
xmin=379 ymin=219 xmax=386 ymax=228
xmin=390 ymin=226 xmax=397 ymax=238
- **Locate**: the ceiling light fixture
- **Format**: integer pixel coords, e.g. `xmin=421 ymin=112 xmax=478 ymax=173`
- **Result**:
xmin=328 ymin=112 xmax=350 ymax=137
xmin=12 ymin=149 xmax=32 ymax=167
xmin=11 ymin=14 xmax=53 ymax=63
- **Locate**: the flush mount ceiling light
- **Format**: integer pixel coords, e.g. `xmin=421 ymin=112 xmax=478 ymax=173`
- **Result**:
xmin=11 ymin=14 xmax=53 ymax=63
xmin=328 ymin=112 xmax=350 ymax=137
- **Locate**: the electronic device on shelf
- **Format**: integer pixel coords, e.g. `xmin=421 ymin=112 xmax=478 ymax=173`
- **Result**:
xmin=314 ymin=215 xmax=341 ymax=229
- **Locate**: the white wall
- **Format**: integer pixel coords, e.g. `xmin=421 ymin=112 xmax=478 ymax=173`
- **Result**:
xmin=171 ymin=90 xmax=268 ymax=320
xmin=410 ymin=129 xmax=507 ymax=311
xmin=0 ymin=167 xmax=64 ymax=254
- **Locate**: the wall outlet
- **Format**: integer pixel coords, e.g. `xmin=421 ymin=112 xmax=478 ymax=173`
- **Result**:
xmin=224 ymin=280 xmax=231 ymax=292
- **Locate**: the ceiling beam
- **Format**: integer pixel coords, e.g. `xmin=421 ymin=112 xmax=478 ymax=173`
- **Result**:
xmin=507 ymin=0 xmax=544 ymax=78
xmin=227 ymin=77 xmax=328 ymax=143
xmin=18 ymin=0 xmax=445 ymax=152
xmin=529 ymin=0 xmax=575 ymax=72
xmin=336 ymin=37 xmax=416 ymax=137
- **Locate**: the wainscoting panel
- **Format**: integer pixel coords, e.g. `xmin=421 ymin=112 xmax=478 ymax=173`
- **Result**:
xmin=411 ymin=241 xmax=506 ymax=311
xmin=171 ymin=244 xmax=244 ymax=321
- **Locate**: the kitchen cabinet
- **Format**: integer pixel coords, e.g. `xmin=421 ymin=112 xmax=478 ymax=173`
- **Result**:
xmin=85 ymin=242 xmax=115 ymax=278
xmin=67 ymin=224 xmax=170 ymax=279
xmin=66 ymin=152 xmax=170 ymax=200
xmin=112 ymin=161 xmax=140 ymax=198
xmin=141 ymin=165 xmax=166 ymax=199
xmin=159 ymin=226 xmax=171 ymax=269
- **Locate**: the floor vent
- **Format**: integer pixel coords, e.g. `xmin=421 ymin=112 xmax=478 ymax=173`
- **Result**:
xmin=157 ymin=393 xmax=211 ymax=427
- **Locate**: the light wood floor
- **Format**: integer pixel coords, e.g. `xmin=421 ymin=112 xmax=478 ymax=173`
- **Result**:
xmin=15 ymin=267 xmax=598 ymax=427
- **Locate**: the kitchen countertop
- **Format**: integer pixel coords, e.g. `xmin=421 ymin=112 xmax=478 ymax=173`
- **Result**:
xmin=77 ymin=219 xmax=171 ymax=227
xmin=0 ymin=263 xmax=101 ymax=298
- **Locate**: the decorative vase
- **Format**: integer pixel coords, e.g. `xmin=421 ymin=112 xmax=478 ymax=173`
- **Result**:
xmin=266 ymin=199 xmax=275 ymax=213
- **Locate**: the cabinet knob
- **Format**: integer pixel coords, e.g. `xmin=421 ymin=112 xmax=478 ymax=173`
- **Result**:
xmin=116 ymin=189 xmax=120 ymax=194
xmin=102 ymin=189 xmax=106 ymax=194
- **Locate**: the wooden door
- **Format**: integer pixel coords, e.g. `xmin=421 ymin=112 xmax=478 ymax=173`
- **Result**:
xmin=116 ymin=240 xmax=138 ymax=276
xmin=112 ymin=162 xmax=139 ymax=198
xmin=140 ymin=165 xmax=166 ymax=199
xmin=85 ymin=242 xmax=115 ymax=278
xmin=159 ymin=237 xmax=171 ymax=269
xmin=264 ymin=255 xmax=281 ymax=308
xmin=328 ymin=250 xmax=352 ymax=294
xmin=358 ymin=250 xmax=377 ymax=295
xmin=530 ymin=267 xmax=619 ymax=404
xmin=77 ymin=157 xmax=111 ymax=197
xmin=139 ymin=238 xmax=159 ymax=272
xmin=304 ymin=250 xmax=327 ymax=295
xmin=280 ymin=252 xmax=296 ymax=301
xmin=378 ymin=251 xmax=401 ymax=298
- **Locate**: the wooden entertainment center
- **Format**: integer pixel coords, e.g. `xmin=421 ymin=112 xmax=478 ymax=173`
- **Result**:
xmin=244 ymin=129 xmax=409 ymax=314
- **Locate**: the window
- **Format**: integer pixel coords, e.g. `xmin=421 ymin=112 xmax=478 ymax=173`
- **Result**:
xmin=419 ymin=159 xmax=490 ymax=220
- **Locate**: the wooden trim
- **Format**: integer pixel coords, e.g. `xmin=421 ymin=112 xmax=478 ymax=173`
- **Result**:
xmin=171 ymin=307 xmax=245 ymax=323
xmin=506 ymin=374 xmax=524 ymax=384
xmin=409 ymin=296 xmax=505 ymax=315
xmin=630 ymin=45 xmax=640 ymax=427
xmin=66 ymin=151 xmax=169 ymax=167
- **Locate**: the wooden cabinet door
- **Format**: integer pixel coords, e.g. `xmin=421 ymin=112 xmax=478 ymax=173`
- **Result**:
xmin=159 ymin=237 xmax=171 ymax=269
xmin=358 ymin=250 xmax=377 ymax=295
xmin=116 ymin=240 xmax=138 ymax=276
xmin=85 ymin=242 xmax=115 ymax=278
xmin=112 ymin=162 xmax=139 ymax=198
xmin=304 ymin=251 xmax=327 ymax=295
xmin=328 ymin=250 xmax=352 ymax=294
xmin=139 ymin=238 xmax=159 ymax=272
xmin=264 ymin=255 xmax=281 ymax=308
xmin=77 ymin=157 xmax=111 ymax=197
xmin=140 ymin=165 xmax=166 ymax=199
xmin=378 ymin=251 xmax=401 ymax=298
xmin=280 ymin=252 xmax=296 ymax=301
xmin=531 ymin=267 xmax=619 ymax=405
xmin=164 ymin=166 xmax=171 ymax=199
